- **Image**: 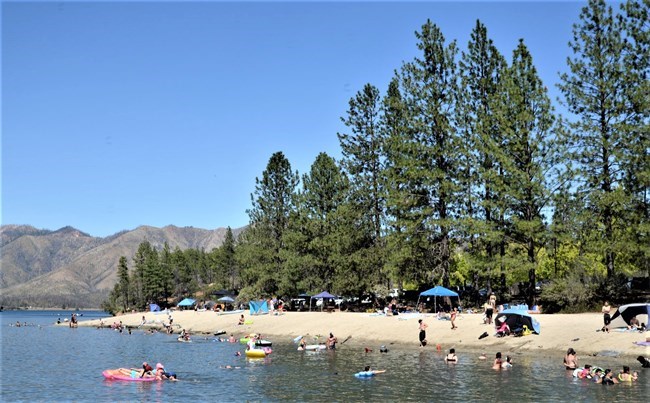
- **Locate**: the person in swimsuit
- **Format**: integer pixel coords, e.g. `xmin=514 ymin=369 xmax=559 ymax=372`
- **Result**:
xmin=418 ymin=319 xmax=428 ymax=347
xmin=450 ymin=307 xmax=458 ymax=330
xmin=563 ymin=348 xmax=578 ymax=370
xmin=501 ymin=356 xmax=513 ymax=368
xmin=363 ymin=365 xmax=386 ymax=375
xmin=492 ymin=352 xmax=503 ymax=370
xmin=601 ymin=369 xmax=619 ymax=385
xmin=327 ymin=333 xmax=338 ymax=350
xmin=484 ymin=302 xmax=494 ymax=325
xmin=445 ymin=348 xmax=458 ymax=363
xmin=601 ymin=301 xmax=611 ymax=333
xmin=141 ymin=362 xmax=154 ymax=378
xmin=618 ymin=366 xmax=638 ymax=382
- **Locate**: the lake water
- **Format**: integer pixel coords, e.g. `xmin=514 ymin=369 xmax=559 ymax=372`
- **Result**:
xmin=1 ymin=310 xmax=648 ymax=402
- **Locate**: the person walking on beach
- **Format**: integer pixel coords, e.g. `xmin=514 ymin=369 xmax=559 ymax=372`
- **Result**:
xmin=601 ymin=301 xmax=611 ymax=333
xmin=450 ymin=307 xmax=458 ymax=330
xmin=418 ymin=319 xmax=428 ymax=347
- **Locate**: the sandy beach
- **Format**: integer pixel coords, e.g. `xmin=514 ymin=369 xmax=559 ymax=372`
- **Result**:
xmin=76 ymin=309 xmax=649 ymax=359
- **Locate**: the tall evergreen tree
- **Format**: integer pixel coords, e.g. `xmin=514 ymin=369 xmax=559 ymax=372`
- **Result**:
xmin=283 ymin=152 xmax=351 ymax=295
xmin=221 ymin=226 xmax=238 ymax=290
xmin=495 ymin=39 xmax=559 ymax=304
xmin=457 ymin=20 xmax=508 ymax=293
xmin=396 ymin=20 xmax=461 ymax=286
xmin=239 ymin=152 xmax=299 ymax=296
xmin=338 ymin=83 xmax=387 ymax=285
xmin=620 ymin=0 xmax=650 ymax=274
xmin=558 ymin=0 xmax=637 ymax=278
xmin=116 ymin=256 xmax=130 ymax=311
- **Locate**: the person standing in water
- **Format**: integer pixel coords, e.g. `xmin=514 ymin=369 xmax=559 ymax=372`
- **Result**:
xmin=418 ymin=319 xmax=428 ymax=347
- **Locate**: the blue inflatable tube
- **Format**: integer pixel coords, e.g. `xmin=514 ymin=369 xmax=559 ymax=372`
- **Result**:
xmin=354 ymin=371 xmax=374 ymax=378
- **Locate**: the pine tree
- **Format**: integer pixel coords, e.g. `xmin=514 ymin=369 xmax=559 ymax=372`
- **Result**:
xmin=495 ymin=39 xmax=559 ymax=305
xmin=457 ymin=19 xmax=508 ymax=293
xmin=395 ymin=20 xmax=461 ymax=286
xmin=239 ymin=151 xmax=299 ymax=296
xmin=116 ymin=256 xmax=130 ymax=311
xmin=558 ymin=0 xmax=637 ymax=278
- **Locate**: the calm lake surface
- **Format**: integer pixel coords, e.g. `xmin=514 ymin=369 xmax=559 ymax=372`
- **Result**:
xmin=1 ymin=310 xmax=648 ymax=402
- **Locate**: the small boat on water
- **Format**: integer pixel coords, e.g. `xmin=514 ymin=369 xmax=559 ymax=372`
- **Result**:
xmin=102 ymin=368 xmax=157 ymax=382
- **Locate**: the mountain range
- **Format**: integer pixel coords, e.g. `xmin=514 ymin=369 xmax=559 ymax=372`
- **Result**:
xmin=0 ymin=224 xmax=243 ymax=308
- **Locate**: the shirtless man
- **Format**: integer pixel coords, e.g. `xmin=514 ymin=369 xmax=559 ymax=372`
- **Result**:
xmin=327 ymin=333 xmax=338 ymax=350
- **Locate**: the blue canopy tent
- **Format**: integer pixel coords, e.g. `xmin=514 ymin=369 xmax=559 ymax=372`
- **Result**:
xmin=312 ymin=291 xmax=336 ymax=311
xmin=177 ymin=298 xmax=196 ymax=310
xmin=417 ymin=286 xmax=460 ymax=313
xmin=495 ymin=309 xmax=541 ymax=334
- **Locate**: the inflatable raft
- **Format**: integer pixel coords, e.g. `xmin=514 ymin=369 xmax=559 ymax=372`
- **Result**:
xmin=303 ymin=344 xmax=327 ymax=351
xmin=245 ymin=347 xmax=272 ymax=358
xmin=102 ymin=368 xmax=157 ymax=382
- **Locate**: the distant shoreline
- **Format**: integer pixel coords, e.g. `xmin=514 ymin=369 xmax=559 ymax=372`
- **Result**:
xmin=74 ymin=310 xmax=649 ymax=360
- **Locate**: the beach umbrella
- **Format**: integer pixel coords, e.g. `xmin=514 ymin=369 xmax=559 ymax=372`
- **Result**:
xmin=218 ymin=296 xmax=235 ymax=303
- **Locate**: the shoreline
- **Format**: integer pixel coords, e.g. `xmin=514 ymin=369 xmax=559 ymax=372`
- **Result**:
xmin=76 ymin=310 xmax=649 ymax=359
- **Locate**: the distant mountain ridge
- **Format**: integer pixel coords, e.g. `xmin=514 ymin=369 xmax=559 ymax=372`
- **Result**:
xmin=0 ymin=224 xmax=244 ymax=308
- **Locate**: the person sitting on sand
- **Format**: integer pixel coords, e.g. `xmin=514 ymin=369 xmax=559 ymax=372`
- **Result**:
xmin=363 ymin=365 xmax=386 ymax=375
xmin=445 ymin=348 xmax=458 ymax=363
xmin=492 ymin=352 xmax=503 ymax=369
xmin=628 ymin=316 xmax=640 ymax=330
xmin=238 ymin=315 xmax=245 ymax=325
xmin=495 ymin=319 xmax=510 ymax=337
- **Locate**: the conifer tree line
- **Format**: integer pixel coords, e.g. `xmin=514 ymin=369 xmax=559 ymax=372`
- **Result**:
xmin=106 ymin=0 xmax=647 ymax=313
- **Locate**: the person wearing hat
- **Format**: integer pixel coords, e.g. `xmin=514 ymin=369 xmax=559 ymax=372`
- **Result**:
xmin=155 ymin=363 xmax=177 ymax=381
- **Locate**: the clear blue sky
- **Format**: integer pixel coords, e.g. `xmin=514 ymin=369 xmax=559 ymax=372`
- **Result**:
xmin=2 ymin=1 xmax=588 ymax=237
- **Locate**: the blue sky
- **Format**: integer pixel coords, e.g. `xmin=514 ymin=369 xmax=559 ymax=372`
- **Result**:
xmin=3 ymin=1 xmax=589 ymax=237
